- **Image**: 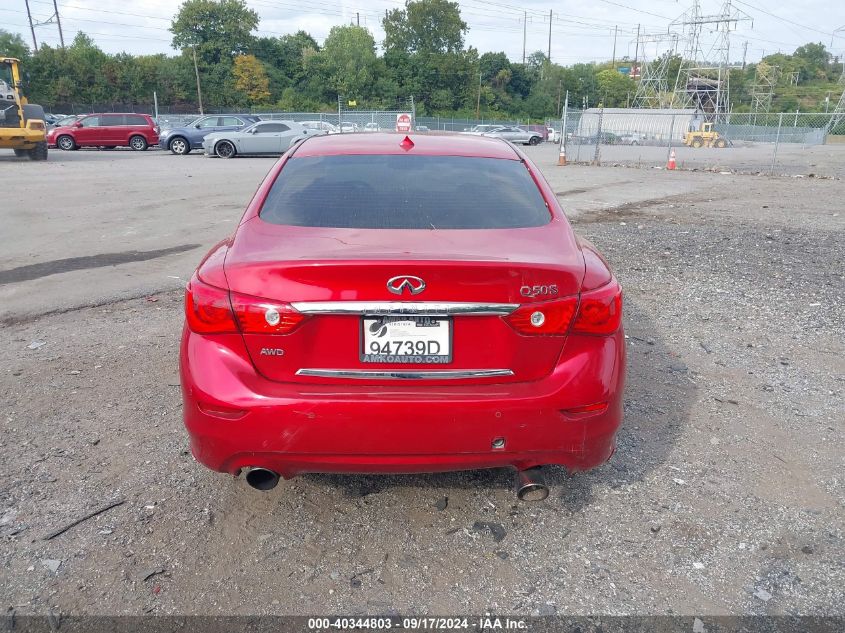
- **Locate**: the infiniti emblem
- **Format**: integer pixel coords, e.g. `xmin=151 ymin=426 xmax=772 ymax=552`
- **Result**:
xmin=386 ymin=275 xmax=426 ymax=295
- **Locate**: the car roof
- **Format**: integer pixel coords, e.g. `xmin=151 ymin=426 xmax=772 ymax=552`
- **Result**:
xmin=294 ymin=132 xmax=519 ymax=159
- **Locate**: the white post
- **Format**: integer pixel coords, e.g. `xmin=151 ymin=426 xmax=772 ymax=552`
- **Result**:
xmin=153 ymin=91 xmax=158 ymax=120
xmin=771 ymin=112 xmax=784 ymax=175
xmin=558 ymin=91 xmax=568 ymax=166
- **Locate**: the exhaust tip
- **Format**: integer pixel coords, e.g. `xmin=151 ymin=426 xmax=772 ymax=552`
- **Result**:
xmin=516 ymin=467 xmax=549 ymax=502
xmin=244 ymin=467 xmax=280 ymax=491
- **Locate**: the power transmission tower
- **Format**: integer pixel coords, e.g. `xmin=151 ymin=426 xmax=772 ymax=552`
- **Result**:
xmin=828 ymin=65 xmax=845 ymax=132
xmin=670 ymin=0 xmax=751 ymax=118
xmin=750 ymin=62 xmax=780 ymax=114
xmin=632 ymin=32 xmax=680 ymax=108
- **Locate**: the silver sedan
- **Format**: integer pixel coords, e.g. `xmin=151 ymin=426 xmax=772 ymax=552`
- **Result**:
xmin=481 ymin=126 xmax=543 ymax=145
xmin=202 ymin=120 xmax=322 ymax=158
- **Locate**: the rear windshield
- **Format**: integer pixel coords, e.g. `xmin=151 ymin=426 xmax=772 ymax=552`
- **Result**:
xmin=259 ymin=155 xmax=551 ymax=229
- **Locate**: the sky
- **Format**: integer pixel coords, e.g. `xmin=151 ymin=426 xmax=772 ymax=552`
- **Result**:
xmin=3 ymin=0 xmax=845 ymax=66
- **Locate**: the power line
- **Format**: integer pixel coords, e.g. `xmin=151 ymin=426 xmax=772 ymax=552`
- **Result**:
xmin=732 ymin=0 xmax=835 ymax=38
xmin=591 ymin=0 xmax=671 ymax=21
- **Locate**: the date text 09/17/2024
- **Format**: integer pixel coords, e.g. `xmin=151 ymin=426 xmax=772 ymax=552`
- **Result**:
xmin=307 ymin=617 xmax=528 ymax=630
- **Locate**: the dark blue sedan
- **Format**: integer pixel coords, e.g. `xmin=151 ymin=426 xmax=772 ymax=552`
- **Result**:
xmin=158 ymin=114 xmax=261 ymax=155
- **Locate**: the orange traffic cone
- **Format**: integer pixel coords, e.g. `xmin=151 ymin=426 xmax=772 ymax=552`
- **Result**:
xmin=667 ymin=148 xmax=677 ymax=170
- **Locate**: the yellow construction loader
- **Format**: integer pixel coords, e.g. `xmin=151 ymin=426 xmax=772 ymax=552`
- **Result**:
xmin=0 ymin=57 xmax=48 ymax=160
xmin=683 ymin=122 xmax=727 ymax=148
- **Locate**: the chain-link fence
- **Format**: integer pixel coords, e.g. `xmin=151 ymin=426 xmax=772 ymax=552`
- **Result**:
xmin=336 ymin=97 xmax=416 ymax=133
xmin=45 ymin=102 xmax=553 ymax=135
xmin=42 ymin=100 xmax=845 ymax=176
xmin=552 ymin=106 xmax=845 ymax=177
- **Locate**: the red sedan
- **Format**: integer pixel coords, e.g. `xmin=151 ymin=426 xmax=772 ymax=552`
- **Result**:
xmin=180 ymin=133 xmax=625 ymax=500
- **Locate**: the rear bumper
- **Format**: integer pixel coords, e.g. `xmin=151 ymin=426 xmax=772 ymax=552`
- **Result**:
xmin=180 ymin=328 xmax=626 ymax=479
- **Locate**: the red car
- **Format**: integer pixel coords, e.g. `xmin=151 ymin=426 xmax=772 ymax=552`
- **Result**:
xmin=181 ymin=133 xmax=625 ymax=500
xmin=47 ymin=113 xmax=159 ymax=151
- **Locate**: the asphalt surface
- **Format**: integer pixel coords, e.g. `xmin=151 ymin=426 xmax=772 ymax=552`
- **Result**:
xmin=0 ymin=142 xmax=843 ymax=617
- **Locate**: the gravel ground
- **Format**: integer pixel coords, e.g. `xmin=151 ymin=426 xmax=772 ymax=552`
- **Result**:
xmin=0 ymin=148 xmax=843 ymax=617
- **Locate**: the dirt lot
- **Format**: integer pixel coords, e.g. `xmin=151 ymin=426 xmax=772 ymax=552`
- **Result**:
xmin=0 ymin=145 xmax=843 ymax=617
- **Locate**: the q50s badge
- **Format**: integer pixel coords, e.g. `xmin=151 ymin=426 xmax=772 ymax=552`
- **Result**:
xmin=520 ymin=284 xmax=559 ymax=298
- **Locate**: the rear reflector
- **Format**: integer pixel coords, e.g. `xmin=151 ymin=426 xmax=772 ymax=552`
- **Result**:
xmin=197 ymin=402 xmax=247 ymax=420
xmin=561 ymin=402 xmax=609 ymax=416
xmin=185 ymin=277 xmax=307 ymax=335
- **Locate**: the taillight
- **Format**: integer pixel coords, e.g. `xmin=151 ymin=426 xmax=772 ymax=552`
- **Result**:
xmin=504 ymin=279 xmax=622 ymax=336
xmin=505 ymin=297 xmax=578 ymax=335
xmin=184 ymin=278 xmax=307 ymax=335
xmin=571 ymin=279 xmax=622 ymax=335
xmin=185 ymin=278 xmax=238 ymax=334
xmin=230 ymin=292 xmax=306 ymax=334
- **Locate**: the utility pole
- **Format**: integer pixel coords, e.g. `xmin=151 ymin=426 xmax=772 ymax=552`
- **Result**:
xmin=557 ymin=79 xmax=562 ymax=115
xmin=476 ymin=72 xmax=482 ymax=119
xmin=192 ymin=46 xmax=204 ymax=115
xmin=356 ymin=12 xmax=360 ymax=26
xmin=612 ymin=25 xmax=618 ymax=68
xmin=633 ymin=24 xmax=640 ymax=76
xmin=548 ymin=10 xmax=553 ymax=64
xmin=522 ymin=11 xmax=527 ymax=65
xmin=53 ymin=0 xmax=65 ymax=48
xmin=741 ymin=40 xmax=748 ymax=69
xmin=24 ymin=0 xmax=38 ymax=52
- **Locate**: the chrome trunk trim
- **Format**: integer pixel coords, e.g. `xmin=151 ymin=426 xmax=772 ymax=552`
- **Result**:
xmin=290 ymin=301 xmax=519 ymax=316
xmin=295 ymin=369 xmax=514 ymax=380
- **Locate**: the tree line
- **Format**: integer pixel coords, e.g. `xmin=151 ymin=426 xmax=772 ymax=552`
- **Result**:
xmin=0 ymin=0 xmax=842 ymax=117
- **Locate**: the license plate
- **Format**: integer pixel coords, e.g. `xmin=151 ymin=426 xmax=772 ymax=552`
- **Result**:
xmin=360 ymin=316 xmax=452 ymax=364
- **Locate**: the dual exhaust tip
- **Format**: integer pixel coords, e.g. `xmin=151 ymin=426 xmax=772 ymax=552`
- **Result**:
xmin=243 ymin=466 xmax=549 ymax=501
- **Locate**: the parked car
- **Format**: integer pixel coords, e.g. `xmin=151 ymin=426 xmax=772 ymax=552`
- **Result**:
xmin=547 ymin=127 xmax=561 ymax=143
xmin=364 ymin=122 xmax=381 ymax=132
xmin=300 ymin=120 xmax=338 ymax=134
xmin=339 ymin=122 xmax=360 ymax=133
xmin=482 ymin=126 xmax=543 ymax=145
xmin=47 ymin=113 xmax=159 ymax=151
xmin=43 ymin=113 xmax=64 ymax=126
xmin=461 ymin=124 xmax=503 ymax=135
xmin=181 ymin=133 xmax=625 ymax=500
xmin=570 ymin=132 xmax=620 ymax=146
xmin=619 ymin=133 xmax=646 ymax=145
xmin=49 ymin=114 xmax=82 ymax=129
xmin=202 ymin=120 xmax=321 ymax=158
xmin=415 ymin=125 xmax=430 ymax=133
xmin=158 ymin=114 xmax=260 ymax=155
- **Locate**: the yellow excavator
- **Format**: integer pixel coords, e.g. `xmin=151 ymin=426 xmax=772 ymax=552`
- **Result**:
xmin=1 ymin=57 xmax=48 ymax=160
